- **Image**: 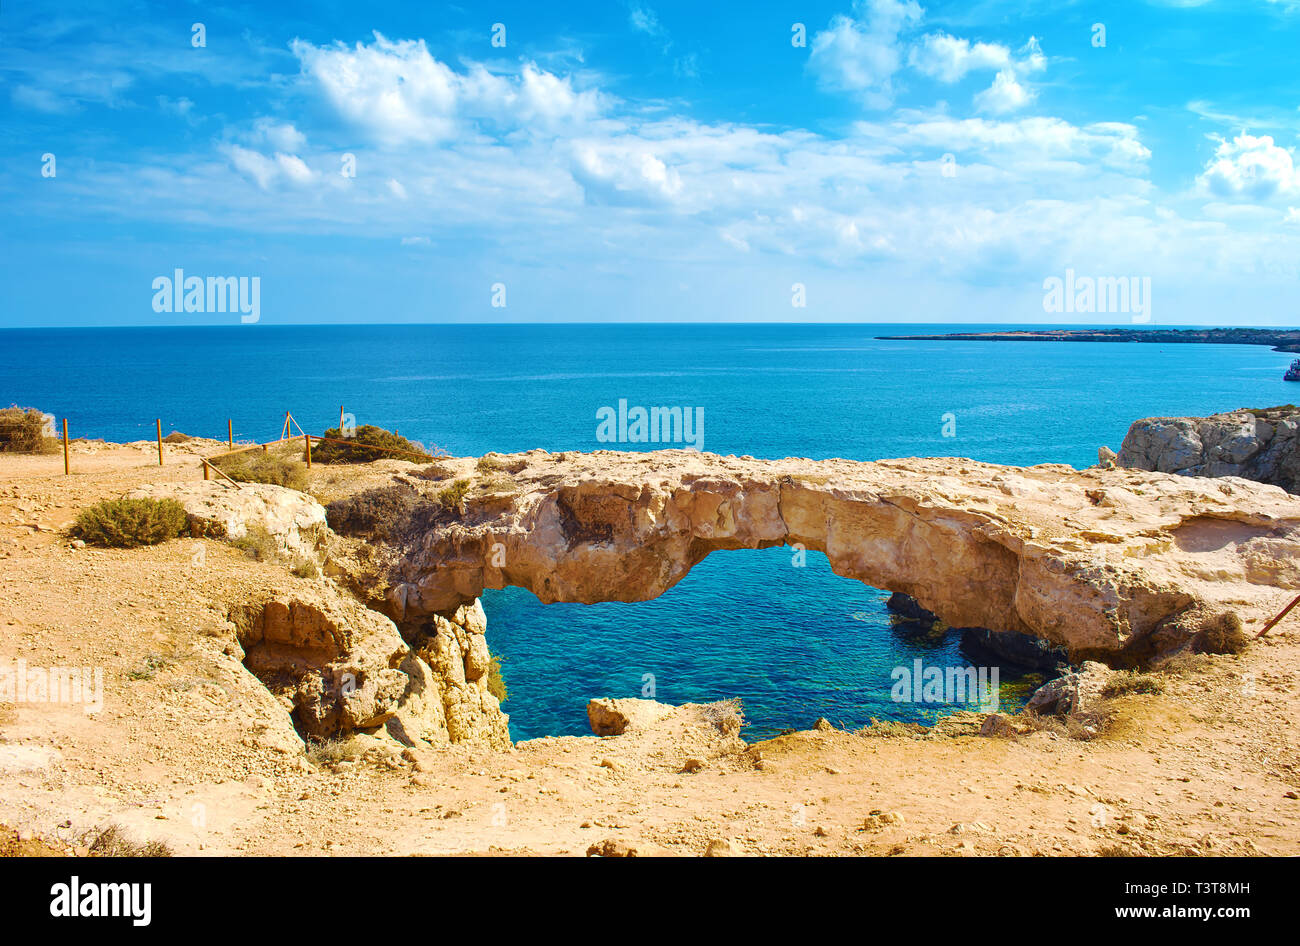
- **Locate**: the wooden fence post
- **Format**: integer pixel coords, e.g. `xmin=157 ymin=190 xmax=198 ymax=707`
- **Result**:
xmin=202 ymin=459 xmax=211 ymax=481
xmin=62 ymin=418 xmax=69 ymax=475
xmin=156 ymin=419 xmax=164 ymax=466
xmin=304 ymin=434 xmax=312 ymax=468
xmin=228 ymin=418 xmax=233 ymax=449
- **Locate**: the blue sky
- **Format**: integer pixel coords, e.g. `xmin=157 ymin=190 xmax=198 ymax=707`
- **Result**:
xmin=3 ymin=0 xmax=1300 ymax=326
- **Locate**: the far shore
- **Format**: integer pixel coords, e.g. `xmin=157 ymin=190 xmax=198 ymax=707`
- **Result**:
xmin=878 ymin=327 xmax=1300 ymax=353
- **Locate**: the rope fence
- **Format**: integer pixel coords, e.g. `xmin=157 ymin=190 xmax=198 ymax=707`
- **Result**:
xmin=40 ymin=406 xmax=438 ymax=487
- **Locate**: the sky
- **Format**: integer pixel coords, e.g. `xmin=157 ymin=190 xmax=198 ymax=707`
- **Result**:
xmin=3 ymin=0 xmax=1300 ymax=326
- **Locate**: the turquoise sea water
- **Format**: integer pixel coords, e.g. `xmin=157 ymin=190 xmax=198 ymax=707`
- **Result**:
xmin=2 ymin=323 xmax=1293 ymax=739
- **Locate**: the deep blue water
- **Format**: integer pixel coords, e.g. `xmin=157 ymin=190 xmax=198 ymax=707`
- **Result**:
xmin=2 ymin=324 xmax=1293 ymax=739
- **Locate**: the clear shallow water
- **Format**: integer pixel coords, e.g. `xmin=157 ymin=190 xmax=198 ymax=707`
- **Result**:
xmin=2 ymin=323 xmax=1292 ymax=739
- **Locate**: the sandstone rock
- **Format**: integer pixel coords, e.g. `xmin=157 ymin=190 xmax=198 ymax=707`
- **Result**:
xmin=703 ymin=838 xmax=733 ymax=857
xmin=680 ymin=757 xmax=706 ymax=774
xmin=371 ymin=451 xmax=1300 ymax=659
xmin=1025 ymin=661 xmax=1112 ymax=716
xmin=1097 ymin=446 xmax=1118 ymax=468
xmin=230 ymin=587 xmax=509 ymax=748
xmin=586 ymin=698 xmax=674 ymax=736
xmin=813 ymin=717 xmax=834 ymax=731
xmin=862 ymin=810 xmax=904 ymax=832
xmin=127 ymin=481 xmax=326 ymax=554
xmin=586 ymin=838 xmax=664 ymax=857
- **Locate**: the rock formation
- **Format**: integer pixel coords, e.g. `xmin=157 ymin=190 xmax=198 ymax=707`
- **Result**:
xmin=128 ymin=481 xmax=327 ymax=553
xmin=1116 ymin=407 xmax=1299 ymax=494
xmin=353 ymin=450 xmax=1300 ymax=663
xmin=227 ymin=586 xmax=510 ymax=749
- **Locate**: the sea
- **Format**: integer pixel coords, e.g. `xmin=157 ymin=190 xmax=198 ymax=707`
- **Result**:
xmin=2 ymin=323 xmax=1292 ymax=740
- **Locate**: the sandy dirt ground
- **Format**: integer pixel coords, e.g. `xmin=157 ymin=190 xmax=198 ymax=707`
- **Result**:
xmin=0 ymin=441 xmax=1297 ymax=856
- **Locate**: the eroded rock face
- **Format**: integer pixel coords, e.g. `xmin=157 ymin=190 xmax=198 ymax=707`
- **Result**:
xmin=370 ymin=451 xmax=1300 ymax=661
xmin=229 ymin=586 xmax=509 ymax=748
xmin=1117 ymin=407 xmax=1300 ymax=494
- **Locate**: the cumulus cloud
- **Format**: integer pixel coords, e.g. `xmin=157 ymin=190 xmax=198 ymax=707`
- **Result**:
xmin=1198 ymin=133 xmax=1300 ymax=200
xmin=975 ymin=69 xmax=1033 ymax=114
xmin=254 ymin=119 xmax=307 ymax=153
xmin=290 ymin=33 xmax=602 ymax=146
xmin=908 ymin=33 xmax=1011 ymax=82
xmin=223 ymin=144 xmax=314 ymax=189
xmin=808 ymin=0 xmax=923 ymax=108
xmin=811 ymin=3 xmax=1044 ymax=114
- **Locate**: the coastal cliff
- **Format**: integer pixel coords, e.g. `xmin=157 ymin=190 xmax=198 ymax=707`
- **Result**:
xmin=1116 ymin=406 xmax=1300 ymax=494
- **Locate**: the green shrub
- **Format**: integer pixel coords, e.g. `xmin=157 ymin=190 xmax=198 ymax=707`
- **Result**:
xmin=311 ymin=425 xmax=432 ymax=464
xmin=0 ymin=406 xmax=57 ymax=454
xmin=211 ymin=449 xmax=308 ymax=490
xmin=487 ymin=656 xmax=508 ymax=703
xmin=72 ymin=498 xmax=188 ymax=548
xmin=436 ymin=478 xmax=471 ymax=510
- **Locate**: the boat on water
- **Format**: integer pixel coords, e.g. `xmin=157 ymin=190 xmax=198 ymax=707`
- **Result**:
xmin=1287 ymin=359 xmax=1300 ymax=381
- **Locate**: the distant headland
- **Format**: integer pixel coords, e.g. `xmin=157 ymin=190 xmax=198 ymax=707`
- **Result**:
xmin=878 ymin=327 xmax=1300 ymax=353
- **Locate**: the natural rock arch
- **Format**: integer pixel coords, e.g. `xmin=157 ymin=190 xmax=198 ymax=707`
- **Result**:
xmin=367 ymin=450 xmax=1300 ymax=661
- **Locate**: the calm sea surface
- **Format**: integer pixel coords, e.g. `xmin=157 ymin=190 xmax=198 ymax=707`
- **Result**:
xmin=2 ymin=323 xmax=1291 ymax=739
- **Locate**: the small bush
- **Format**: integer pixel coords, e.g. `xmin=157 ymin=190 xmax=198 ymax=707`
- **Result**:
xmin=476 ymin=453 xmax=526 ymax=474
xmin=486 ymin=656 xmax=508 ymax=703
xmin=230 ymin=525 xmax=279 ymax=561
xmin=311 ymin=425 xmax=432 ymax=464
xmin=307 ymin=735 xmax=365 ymax=768
xmin=412 ymin=461 xmax=458 ymax=481
xmin=72 ymin=498 xmax=188 ymax=548
xmin=83 ymin=824 xmax=173 ymax=858
xmin=326 ymin=484 xmax=422 ymax=541
xmin=211 ymin=449 xmax=308 ymax=490
xmin=0 ymin=406 xmax=57 ymax=454
xmin=436 ymin=478 xmax=471 ymax=510
xmin=1195 ymin=611 xmax=1249 ymax=655
xmin=1100 ymin=672 xmax=1166 ymax=699
xmin=290 ymin=556 xmax=319 ymax=579
xmin=161 ymin=430 xmax=192 ymax=443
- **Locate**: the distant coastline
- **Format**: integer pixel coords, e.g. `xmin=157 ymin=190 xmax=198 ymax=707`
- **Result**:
xmin=878 ymin=327 xmax=1300 ymax=354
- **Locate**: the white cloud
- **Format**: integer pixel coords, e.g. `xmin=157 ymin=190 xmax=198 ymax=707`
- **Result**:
xmin=808 ymin=0 xmax=923 ymax=108
xmin=223 ymin=144 xmax=314 ymax=189
xmin=387 ymin=178 xmax=408 ymax=199
xmin=276 ymin=153 xmax=314 ymax=184
xmin=975 ymin=69 xmax=1033 ymax=114
xmin=629 ymin=5 xmax=665 ymax=37
xmin=290 ymin=33 xmax=602 ymax=146
xmin=255 ymin=119 xmax=307 ymax=152
xmin=908 ymin=33 xmax=1010 ymax=82
xmin=1198 ymin=133 xmax=1300 ymax=200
